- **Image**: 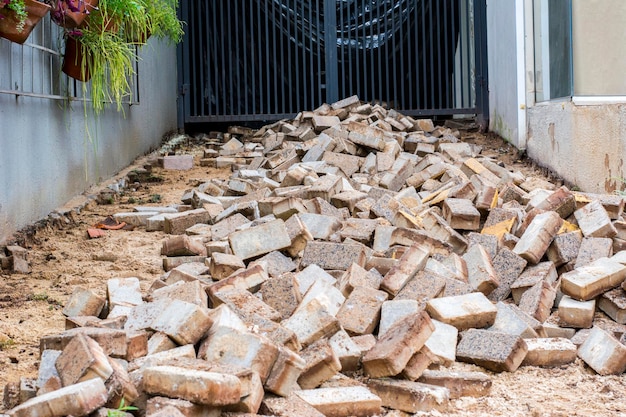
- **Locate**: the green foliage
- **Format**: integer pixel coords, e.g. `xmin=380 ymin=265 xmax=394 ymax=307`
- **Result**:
xmin=143 ymin=0 xmax=184 ymax=43
xmin=3 ymin=0 xmax=27 ymax=32
xmin=29 ymin=292 xmax=49 ymax=301
xmin=107 ymin=398 xmax=138 ymax=417
xmin=0 ymin=338 xmax=16 ymax=351
xmin=72 ymin=25 xmax=136 ymax=113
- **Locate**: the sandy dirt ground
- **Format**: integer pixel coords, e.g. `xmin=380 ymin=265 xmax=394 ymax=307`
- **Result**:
xmin=1 ymin=129 xmax=625 ymax=416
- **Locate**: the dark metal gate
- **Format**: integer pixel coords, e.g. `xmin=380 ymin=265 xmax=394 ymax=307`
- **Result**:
xmin=177 ymin=0 xmax=488 ymax=126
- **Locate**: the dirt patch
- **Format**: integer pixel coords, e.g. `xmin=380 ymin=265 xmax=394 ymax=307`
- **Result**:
xmin=1 ymin=130 xmax=624 ymax=416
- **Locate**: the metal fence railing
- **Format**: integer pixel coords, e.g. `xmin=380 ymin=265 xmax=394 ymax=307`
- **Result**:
xmin=178 ymin=0 xmax=488 ymax=125
xmin=0 ymin=14 xmax=139 ymax=106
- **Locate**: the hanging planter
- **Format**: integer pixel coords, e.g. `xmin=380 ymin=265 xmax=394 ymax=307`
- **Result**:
xmin=0 ymin=0 xmax=51 ymax=44
xmin=62 ymin=35 xmax=91 ymax=81
xmin=51 ymin=0 xmax=98 ymax=29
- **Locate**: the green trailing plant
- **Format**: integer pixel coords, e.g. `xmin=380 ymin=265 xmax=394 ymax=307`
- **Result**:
xmin=67 ymin=25 xmax=136 ymax=112
xmin=1 ymin=0 xmax=28 ymax=32
xmin=143 ymin=0 xmax=183 ymax=43
xmin=96 ymin=0 xmax=149 ymax=43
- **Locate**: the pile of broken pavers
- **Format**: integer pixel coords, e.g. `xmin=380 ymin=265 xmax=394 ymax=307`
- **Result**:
xmin=4 ymin=95 xmax=626 ymax=417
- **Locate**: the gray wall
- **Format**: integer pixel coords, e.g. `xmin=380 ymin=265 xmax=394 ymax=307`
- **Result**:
xmin=486 ymin=0 xmax=523 ymax=147
xmin=0 ymin=38 xmax=178 ymax=245
xmin=527 ymin=101 xmax=626 ymax=193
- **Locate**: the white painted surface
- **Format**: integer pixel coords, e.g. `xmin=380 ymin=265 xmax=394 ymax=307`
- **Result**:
xmin=487 ymin=0 xmax=526 ymax=148
xmin=0 ymin=38 xmax=178 ymax=244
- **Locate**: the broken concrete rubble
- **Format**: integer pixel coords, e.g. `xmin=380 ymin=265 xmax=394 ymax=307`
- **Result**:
xmin=5 ymin=96 xmax=626 ymax=417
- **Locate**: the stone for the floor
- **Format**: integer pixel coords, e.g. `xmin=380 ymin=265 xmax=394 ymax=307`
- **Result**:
xmin=362 ymin=311 xmax=434 ymax=378
xmin=521 ymin=337 xmax=577 ymax=367
xmin=426 ymin=292 xmax=497 ymax=330
xmin=577 ymin=326 xmax=626 ymax=375
xmin=6 ymin=378 xmax=108 ymax=417
xmin=367 ymin=378 xmax=449 ymax=413
xmin=561 ymin=257 xmax=626 ymax=301
xmin=456 ymin=329 xmax=528 ymax=372
xmin=294 ymin=386 xmax=382 ymax=417
xmin=417 ymin=369 xmax=492 ymax=398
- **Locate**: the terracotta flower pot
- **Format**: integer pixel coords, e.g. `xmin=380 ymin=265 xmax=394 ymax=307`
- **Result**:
xmin=62 ymin=36 xmax=91 ymax=81
xmin=52 ymin=0 xmax=98 ymax=29
xmin=0 ymin=0 xmax=51 ymax=44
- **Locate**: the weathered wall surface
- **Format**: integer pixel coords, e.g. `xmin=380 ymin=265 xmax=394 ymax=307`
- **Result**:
xmin=486 ymin=0 xmax=523 ymax=148
xmin=0 ymin=39 xmax=178 ymax=245
xmin=527 ymin=101 xmax=626 ymax=194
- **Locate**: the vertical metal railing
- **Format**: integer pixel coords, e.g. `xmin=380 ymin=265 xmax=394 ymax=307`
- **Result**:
xmin=0 ymin=13 xmax=140 ymax=106
xmin=179 ymin=0 xmax=487 ymax=124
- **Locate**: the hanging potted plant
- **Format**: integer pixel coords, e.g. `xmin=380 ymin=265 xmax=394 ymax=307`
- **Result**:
xmin=59 ymin=0 xmax=184 ymax=113
xmin=141 ymin=0 xmax=184 ymax=44
xmin=0 ymin=0 xmax=51 ymax=44
xmin=62 ymin=18 xmax=136 ymax=112
xmin=50 ymin=0 xmax=98 ymax=29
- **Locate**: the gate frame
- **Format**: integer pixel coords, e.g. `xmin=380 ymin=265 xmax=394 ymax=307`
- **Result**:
xmin=177 ymin=0 xmax=489 ymax=128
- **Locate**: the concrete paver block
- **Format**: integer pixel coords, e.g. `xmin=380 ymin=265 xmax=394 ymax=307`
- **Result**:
xmin=598 ymin=287 xmax=626 ymax=324
xmin=265 ymin=347 xmax=306 ymax=397
xmin=418 ymin=369 xmax=492 ymax=398
xmin=577 ymin=326 xmax=626 ymax=375
xmin=463 ymin=244 xmax=499 ymax=296
xmin=456 ymin=329 xmax=528 ymax=373
xmin=295 ymin=386 xmax=382 ymax=417
xmin=229 ymin=219 xmax=292 ymax=260
xmin=164 ymin=208 xmax=211 ymax=235
xmin=380 ymin=244 xmax=430 ymax=296
xmin=142 ymin=365 xmax=241 ymax=406
xmin=426 ymin=292 xmax=497 ymax=331
xmin=6 ymin=378 xmax=107 ymax=417
xmin=367 ymin=378 xmax=449 ymax=413
xmin=150 ymin=300 xmax=213 ymax=345
xmin=282 ymin=299 xmax=340 ymax=348
xmin=574 ymin=200 xmax=617 ymax=238
xmin=337 ymin=286 xmax=388 ymax=336
xmin=513 ymin=211 xmax=563 ymax=264
xmin=362 ymin=311 xmax=434 ymax=378
xmin=521 ymin=337 xmax=577 ymax=367
xmin=55 ymin=333 xmax=113 ymax=387
xmin=298 ymin=339 xmax=342 ymax=389
xmin=558 ymin=295 xmax=596 ymax=328
xmin=561 ymin=257 xmax=626 ymax=301
xmin=300 ymin=241 xmax=367 ymax=271
xmin=62 ymin=287 xmax=106 ymax=318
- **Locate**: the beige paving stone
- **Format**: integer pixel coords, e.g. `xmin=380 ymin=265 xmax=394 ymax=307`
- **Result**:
xmin=426 ymin=292 xmax=497 ymax=331
xmin=418 ymin=369 xmax=492 ymax=398
xmin=295 ymin=386 xmax=382 ymax=417
xmin=362 ymin=311 xmax=434 ymax=378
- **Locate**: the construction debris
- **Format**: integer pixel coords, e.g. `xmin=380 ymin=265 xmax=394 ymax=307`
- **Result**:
xmin=4 ymin=95 xmax=626 ymax=416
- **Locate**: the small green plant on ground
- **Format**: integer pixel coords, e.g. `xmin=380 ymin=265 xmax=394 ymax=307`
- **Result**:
xmin=0 ymin=338 xmax=16 ymax=351
xmin=107 ymin=398 xmax=138 ymax=417
xmin=149 ymin=194 xmax=161 ymax=203
xmin=29 ymin=292 xmax=49 ymax=301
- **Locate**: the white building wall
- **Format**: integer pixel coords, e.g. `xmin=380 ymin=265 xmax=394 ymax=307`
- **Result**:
xmin=486 ymin=0 xmax=526 ymax=148
xmin=0 ymin=38 xmax=178 ymax=244
xmin=525 ymin=0 xmax=626 ymax=193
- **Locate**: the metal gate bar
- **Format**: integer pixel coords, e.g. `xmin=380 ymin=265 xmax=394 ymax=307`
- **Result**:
xmin=179 ymin=0 xmax=487 ymax=124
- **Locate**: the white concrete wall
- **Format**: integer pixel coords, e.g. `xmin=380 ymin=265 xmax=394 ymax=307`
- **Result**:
xmin=527 ymin=101 xmax=626 ymax=194
xmin=524 ymin=0 xmax=626 ymax=194
xmin=0 ymin=38 xmax=178 ymax=244
xmin=486 ymin=0 xmax=525 ymax=148
xmin=572 ymin=0 xmax=626 ymax=96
